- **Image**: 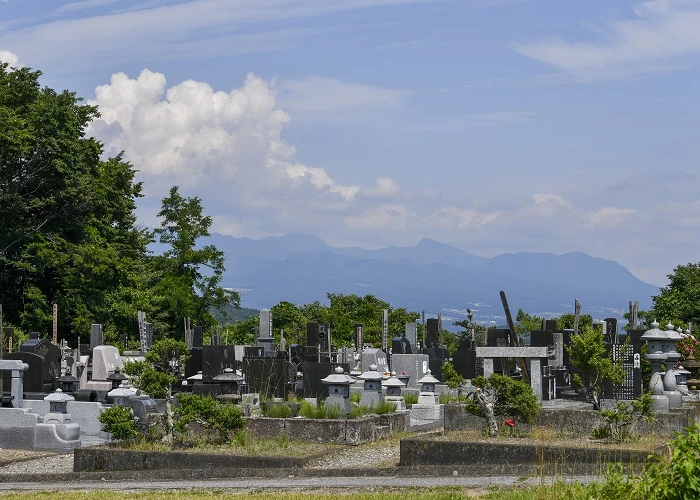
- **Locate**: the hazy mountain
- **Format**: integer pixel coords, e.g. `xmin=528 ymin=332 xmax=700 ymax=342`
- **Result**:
xmin=212 ymin=233 xmax=659 ymax=328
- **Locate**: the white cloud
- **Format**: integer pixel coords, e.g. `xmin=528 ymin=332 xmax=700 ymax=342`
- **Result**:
xmin=346 ymin=204 xmax=414 ymax=231
xmin=513 ymin=0 xmax=700 ymax=80
xmin=435 ymin=207 xmax=501 ymax=229
xmin=364 ymin=177 xmax=401 ymax=198
xmin=0 ymin=0 xmax=435 ymax=74
xmin=88 ymin=70 xmax=360 ymax=214
xmin=586 ymin=207 xmax=636 ymax=228
xmin=0 ymin=49 xmax=19 ymax=66
xmin=279 ymin=76 xmax=411 ymax=112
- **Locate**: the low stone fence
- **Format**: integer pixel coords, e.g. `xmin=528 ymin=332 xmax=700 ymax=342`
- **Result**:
xmin=444 ymin=402 xmax=700 ymax=437
xmin=398 ymin=436 xmax=652 ymax=474
xmin=74 ymin=447 xmax=323 ymax=472
xmin=245 ymin=410 xmax=410 ymax=446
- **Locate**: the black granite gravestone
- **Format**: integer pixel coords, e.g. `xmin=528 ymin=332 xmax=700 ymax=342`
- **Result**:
xmin=243 ymin=357 xmax=295 ymax=399
xmin=425 ymin=318 xmax=439 ymax=348
xmin=302 ymin=362 xmax=350 ymax=398
xmin=201 ymin=345 xmax=236 ymax=381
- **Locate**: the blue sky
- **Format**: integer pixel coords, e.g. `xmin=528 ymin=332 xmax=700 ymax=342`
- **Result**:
xmin=2 ymin=0 xmax=699 ymax=288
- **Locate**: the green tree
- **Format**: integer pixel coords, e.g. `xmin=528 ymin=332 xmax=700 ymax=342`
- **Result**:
xmin=0 ymin=62 xmax=150 ymax=341
xmin=567 ymin=325 xmax=626 ymax=409
xmin=651 ymin=262 xmax=700 ymax=330
xmin=515 ymin=309 xmax=543 ymax=333
xmin=122 ymin=338 xmax=189 ymax=443
xmin=150 ymin=186 xmax=239 ymax=339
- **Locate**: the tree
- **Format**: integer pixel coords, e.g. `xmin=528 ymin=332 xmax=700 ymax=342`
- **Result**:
xmin=150 ymin=186 xmax=239 ymax=339
xmin=0 ymin=62 xmax=150 ymax=341
xmin=123 ymin=338 xmax=189 ymax=443
xmin=651 ymin=263 xmax=700 ymax=330
xmin=567 ymin=325 xmax=626 ymax=409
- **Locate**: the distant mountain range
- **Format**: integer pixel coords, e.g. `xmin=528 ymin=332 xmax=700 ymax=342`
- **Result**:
xmin=210 ymin=233 xmax=660 ymax=329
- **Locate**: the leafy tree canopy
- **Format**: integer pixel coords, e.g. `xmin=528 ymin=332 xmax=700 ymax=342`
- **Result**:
xmin=651 ymin=262 xmax=700 ymax=330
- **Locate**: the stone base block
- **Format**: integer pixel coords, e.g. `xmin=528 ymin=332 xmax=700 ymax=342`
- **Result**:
xmin=410 ymin=404 xmax=444 ymax=421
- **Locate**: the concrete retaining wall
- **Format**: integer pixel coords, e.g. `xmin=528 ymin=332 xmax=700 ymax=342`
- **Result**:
xmin=399 ymin=436 xmax=652 ymax=472
xmin=444 ymin=403 xmax=699 ymax=437
xmin=74 ymin=447 xmax=322 ymax=472
xmin=245 ymin=411 xmax=409 ymax=446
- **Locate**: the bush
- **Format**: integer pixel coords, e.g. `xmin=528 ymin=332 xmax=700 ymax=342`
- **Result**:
xmin=441 ymin=361 xmax=465 ymax=389
xmin=262 ymin=402 xmax=293 ymax=418
xmin=464 ymin=374 xmax=540 ymax=423
xmin=99 ymin=405 xmax=140 ymax=441
xmin=175 ymin=393 xmax=245 ymax=442
xmin=586 ymin=424 xmax=700 ymax=499
xmin=594 ymin=393 xmax=654 ymax=442
xmin=403 ymin=393 xmax=419 ymax=406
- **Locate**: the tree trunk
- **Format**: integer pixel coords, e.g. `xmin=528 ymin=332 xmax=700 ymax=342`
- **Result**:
xmin=476 ymin=388 xmax=499 ymax=437
xmin=163 ymin=383 xmax=174 ymax=444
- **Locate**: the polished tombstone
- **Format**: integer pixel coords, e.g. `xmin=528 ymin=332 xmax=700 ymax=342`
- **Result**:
xmin=361 ymin=348 xmax=388 ymax=375
xmin=662 ymin=322 xmax=684 ymax=408
xmin=3 ymin=338 xmax=61 ymax=394
xmin=641 ymin=321 xmax=669 ymax=412
xmin=201 ymin=345 xmax=237 ymax=381
xmin=390 ymin=353 xmax=429 ymax=389
xmin=0 ymin=359 xmax=29 ymax=407
xmin=302 ymin=362 xmax=350 ymax=398
xmin=405 ymin=322 xmax=418 ymax=353
xmin=321 ymin=366 xmax=355 ymax=414
xmin=212 ymin=368 xmax=243 ymax=395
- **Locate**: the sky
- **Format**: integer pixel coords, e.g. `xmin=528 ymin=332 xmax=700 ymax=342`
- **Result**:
xmin=2 ymin=0 xmax=699 ymax=288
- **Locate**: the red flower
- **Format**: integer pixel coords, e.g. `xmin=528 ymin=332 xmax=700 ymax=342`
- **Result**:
xmin=504 ymin=419 xmax=515 ymax=427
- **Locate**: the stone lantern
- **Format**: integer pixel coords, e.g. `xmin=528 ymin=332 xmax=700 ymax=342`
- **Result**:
xmin=662 ymin=322 xmax=684 ymax=408
xmin=416 ymin=369 xmax=440 ymax=405
xmin=641 ymin=320 xmax=669 ymax=412
xmin=675 ymin=365 xmax=691 ymax=396
xmin=44 ymin=388 xmax=73 ymax=414
xmin=56 ymin=372 xmax=79 ymax=393
xmin=358 ymin=363 xmax=385 ymax=408
xmin=42 ymin=388 xmax=80 ymax=441
xmin=382 ymin=371 xmax=406 ymax=410
xmin=213 ymin=368 xmax=244 ymax=395
xmin=106 ymin=369 xmax=128 ymax=390
xmin=108 ymin=381 xmax=138 ymax=406
xmin=321 ymin=365 xmax=355 ymax=414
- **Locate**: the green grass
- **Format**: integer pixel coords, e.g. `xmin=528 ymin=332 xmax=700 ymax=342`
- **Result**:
xmin=403 ymin=393 xmax=419 ymax=405
xmin=0 ymin=487 xmax=491 ymax=499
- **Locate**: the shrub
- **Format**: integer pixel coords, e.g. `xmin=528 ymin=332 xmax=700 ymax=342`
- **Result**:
xmin=175 ymin=393 xmax=245 ymax=442
xmin=464 ymin=374 xmax=540 ymax=423
xmin=99 ymin=405 xmax=140 ymax=441
xmin=594 ymin=393 xmax=654 ymax=442
xmin=441 ymin=361 xmax=465 ymax=389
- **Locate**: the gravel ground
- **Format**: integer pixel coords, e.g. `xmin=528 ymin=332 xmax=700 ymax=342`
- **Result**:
xmin=0 ymin=450 xmax=73 ymax=475
xmin=0 ymin=438 xmax=399 ymax=476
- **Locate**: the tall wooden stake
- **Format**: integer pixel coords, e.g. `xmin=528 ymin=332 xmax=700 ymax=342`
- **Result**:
xmin=499 ymin=291 xmax=530 ymax=385
xmin=53 ymin=303 xmax=58 ymax=344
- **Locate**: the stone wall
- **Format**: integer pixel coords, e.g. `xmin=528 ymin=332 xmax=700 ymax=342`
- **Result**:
xmin=245 ymin=411 xmax=409 ymax=446
xmin=444 ymin=403 xmax=699 ymax=437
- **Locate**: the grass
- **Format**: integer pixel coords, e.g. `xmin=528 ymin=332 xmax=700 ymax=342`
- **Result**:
xmin=114 ymin=432 xmax=334 ymax=457
xmin=403 ymin=393 xmax=419 ymax=405
xmin=0 ymin=488 xmax=492 ymax=499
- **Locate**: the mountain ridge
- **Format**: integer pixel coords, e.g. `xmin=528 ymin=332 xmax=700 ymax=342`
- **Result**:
xmin=210 ymin=232 xmax=659 ymax=327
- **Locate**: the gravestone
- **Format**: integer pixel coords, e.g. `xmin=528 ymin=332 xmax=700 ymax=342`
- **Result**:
xmin=354 ymin=323 xmax=364 ymax=352
xmin=405 ymin=322 xmax=418 ymax=352
xmin=451 ymin=339 xmax=477 ymax=379
xmin=91 ymin=345 xmax=123 ymax=381
xmin=4 ymin=339 xmax=61 ymax=393
xmin=243 ymin=356 xmax=294 ymax=399
xmin=425 ymin=318 xmax=439 ymax=348
xmin=390 ymin=353 xmax=429 ymax=389
xmin=89 ymin=324 xmax=103 ymax=350
xmin=201 ymin=345 xmax=236 ymax=381
xmin=361 ymin=348 xmax=388 ymax=375
xmin=391 ymin=337 xmax=412 ymax=355
xmin=423 ymin=346 xmax=450 ymax=381
xmin=302 ymin=362 xmax=349 ymax=398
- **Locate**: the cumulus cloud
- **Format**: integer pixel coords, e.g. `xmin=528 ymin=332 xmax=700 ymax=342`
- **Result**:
xmin=88 ymin=70 xmax=363 ymax=228
xmin=0 ymin=49 xmax=19 ymax=66
xmin=513 ymin=0 xmax=700 ymax=80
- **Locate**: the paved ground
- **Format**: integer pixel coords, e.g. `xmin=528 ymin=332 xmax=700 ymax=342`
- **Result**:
xmin=0 ymin=474 xmax=602 ymax=492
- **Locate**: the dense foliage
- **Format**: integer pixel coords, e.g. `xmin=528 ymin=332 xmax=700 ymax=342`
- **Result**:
xmin=98 ymin=405 xmax=140 ymax=440
xmin=465 ymin=374 xmax=540 ymax=423
xmin=651 ymin=262 xmax=700 ymax=330
xmin=0 ymin=62 xmax=238 ymax=343
xmin=175 ymin=393 xmax=245 ymax=442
